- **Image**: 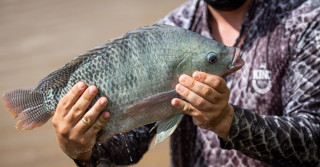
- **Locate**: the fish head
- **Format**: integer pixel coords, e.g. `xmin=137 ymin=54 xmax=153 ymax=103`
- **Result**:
xmin=191 ymin=42 xmax=244 ymax=78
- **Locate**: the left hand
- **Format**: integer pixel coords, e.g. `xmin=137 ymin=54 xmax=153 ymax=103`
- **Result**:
xmin=171 ymin=71 xmax=234 ymax=140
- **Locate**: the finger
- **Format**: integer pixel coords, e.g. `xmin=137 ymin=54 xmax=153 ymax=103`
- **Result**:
xmin=75 ymin=97 xmax=108 ymax=132
xmin=192 ymin=72 xmax=229 ymax=94
xmin=172 ymin=98 xmax=210 ymax=129
xmin=56 ymin=82 xmax=87 ymax=117
xmin=179 ymin=74 xmax=220 ymax=102
xmin=175 ymin=84 xmax=214 ymax=111
xmin=171 ymin=98 xmax=200 ymax=117
xmin=87 ymin=111 xmax=110 ymax=137
xmin=66 ymin=85 xmax=98 ymax=122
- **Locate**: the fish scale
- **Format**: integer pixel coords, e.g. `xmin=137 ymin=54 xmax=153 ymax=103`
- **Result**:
xmin=2 ymin=24 xmax=243 ymax=143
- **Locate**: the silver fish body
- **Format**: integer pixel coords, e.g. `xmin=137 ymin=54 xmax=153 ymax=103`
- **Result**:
xmin=2 ymin=24 xmax=243 ymax=143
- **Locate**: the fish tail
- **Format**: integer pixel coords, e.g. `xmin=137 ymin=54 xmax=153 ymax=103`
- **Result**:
xmin=2 ymin=88 xmax=53 ymax=130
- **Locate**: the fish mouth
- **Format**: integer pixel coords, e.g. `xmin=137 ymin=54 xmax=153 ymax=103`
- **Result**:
xmin=228 ymin=47 xmax=244 ymax=70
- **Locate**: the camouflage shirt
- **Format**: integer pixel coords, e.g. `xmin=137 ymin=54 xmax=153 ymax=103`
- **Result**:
xmin=74 ymin=0 xmax=320 ymax=166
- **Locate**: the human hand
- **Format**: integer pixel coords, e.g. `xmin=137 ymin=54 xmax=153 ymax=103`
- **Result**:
xmin=171 ymin=72 xmax=234 ymax=140
xmin=52 ymin=82 xmax=110 ymax=160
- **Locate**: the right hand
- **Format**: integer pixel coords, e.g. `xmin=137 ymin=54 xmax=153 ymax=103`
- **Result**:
xmin=52 ymin=82 xmax=110 ymax=160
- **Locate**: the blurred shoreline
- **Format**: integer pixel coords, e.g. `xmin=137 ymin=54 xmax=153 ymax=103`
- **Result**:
xmin=0 ymin=0 xmax=183 ymax=166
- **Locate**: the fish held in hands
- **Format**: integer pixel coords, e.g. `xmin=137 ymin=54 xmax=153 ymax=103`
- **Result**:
xmin=2 ymin=24 xmax=244 ymax=144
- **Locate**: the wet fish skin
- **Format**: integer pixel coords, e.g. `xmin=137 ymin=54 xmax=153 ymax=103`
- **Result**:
xmin=2 ymin=24 xmax=243 ymax=143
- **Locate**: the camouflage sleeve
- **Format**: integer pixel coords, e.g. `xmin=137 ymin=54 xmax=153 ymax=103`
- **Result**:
xmin=220 ymin=106 xmax=319 ymax=166
xmin=73 ymin=124 xmax=156 ymax=167
xmin=220 ymin=15 xmax=320 ymax=166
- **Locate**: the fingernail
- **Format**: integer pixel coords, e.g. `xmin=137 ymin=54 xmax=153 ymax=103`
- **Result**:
xmin=193 ymin=73 xmax=200 ymax=80
xmin=180 ymin=75 xmax=188 ymax=83
xmin=102 ymin=112 xmax=110 ymax=120
xmin=176 ymin=84 xmax=184 ymax=92
xmin=78 ymin=82 xmax=85 ymax=89
xmin=100 ymin=97 xmax=107 ymax=105
xmin=171 ymin=99 xmax=178 ymax=106
xmin=89 ymin=86 xmax=97 ymax=95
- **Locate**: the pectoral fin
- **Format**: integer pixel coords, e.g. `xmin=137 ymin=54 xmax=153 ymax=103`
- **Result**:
xmin=154 ymin=113 xmax=184 ymax=145
xmin=122 ymin=90 xmax=179 ymax=119
xmin=120 ymin=90 xmax=184 ymax=145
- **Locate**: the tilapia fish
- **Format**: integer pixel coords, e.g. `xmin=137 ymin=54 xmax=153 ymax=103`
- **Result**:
xmin=2 ymin=24 xmax=244 ymax=144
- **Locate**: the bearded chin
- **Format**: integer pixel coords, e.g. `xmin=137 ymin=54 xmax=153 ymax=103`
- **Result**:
xmin=204 ymin=0 xmax=247 ymax=11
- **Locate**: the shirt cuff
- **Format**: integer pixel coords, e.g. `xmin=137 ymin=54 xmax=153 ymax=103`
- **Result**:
xmin=219 ymin=105 xmax=243 ymax=149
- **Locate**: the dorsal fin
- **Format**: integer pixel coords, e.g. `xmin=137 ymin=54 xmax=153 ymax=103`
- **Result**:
xmin=35 ymin=53 xmax=93 ymax=91
xmin=106 ymin=24 xmax=173 ymax=45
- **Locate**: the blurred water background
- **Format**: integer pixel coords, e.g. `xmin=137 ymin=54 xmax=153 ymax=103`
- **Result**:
xmin=0 ymin=0 xmax=183 ymax=166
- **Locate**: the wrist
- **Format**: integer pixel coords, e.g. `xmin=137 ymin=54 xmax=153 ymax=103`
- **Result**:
xmin=211 ymin=104 xmax=234 ymax=140
xmin=71 ymin=149 xmax=93 ymax=161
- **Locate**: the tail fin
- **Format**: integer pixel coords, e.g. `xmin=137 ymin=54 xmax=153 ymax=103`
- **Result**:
xmin=2 ymin=89 xmax=53 ymax=130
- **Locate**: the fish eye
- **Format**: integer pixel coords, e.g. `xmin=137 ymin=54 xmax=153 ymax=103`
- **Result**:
xmin=207 ymin=53 xmax=218 ymax=64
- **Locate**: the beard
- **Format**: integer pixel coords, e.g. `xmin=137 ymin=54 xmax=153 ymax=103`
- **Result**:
xmin=204 ymin=0 xmax=247 ymax=11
